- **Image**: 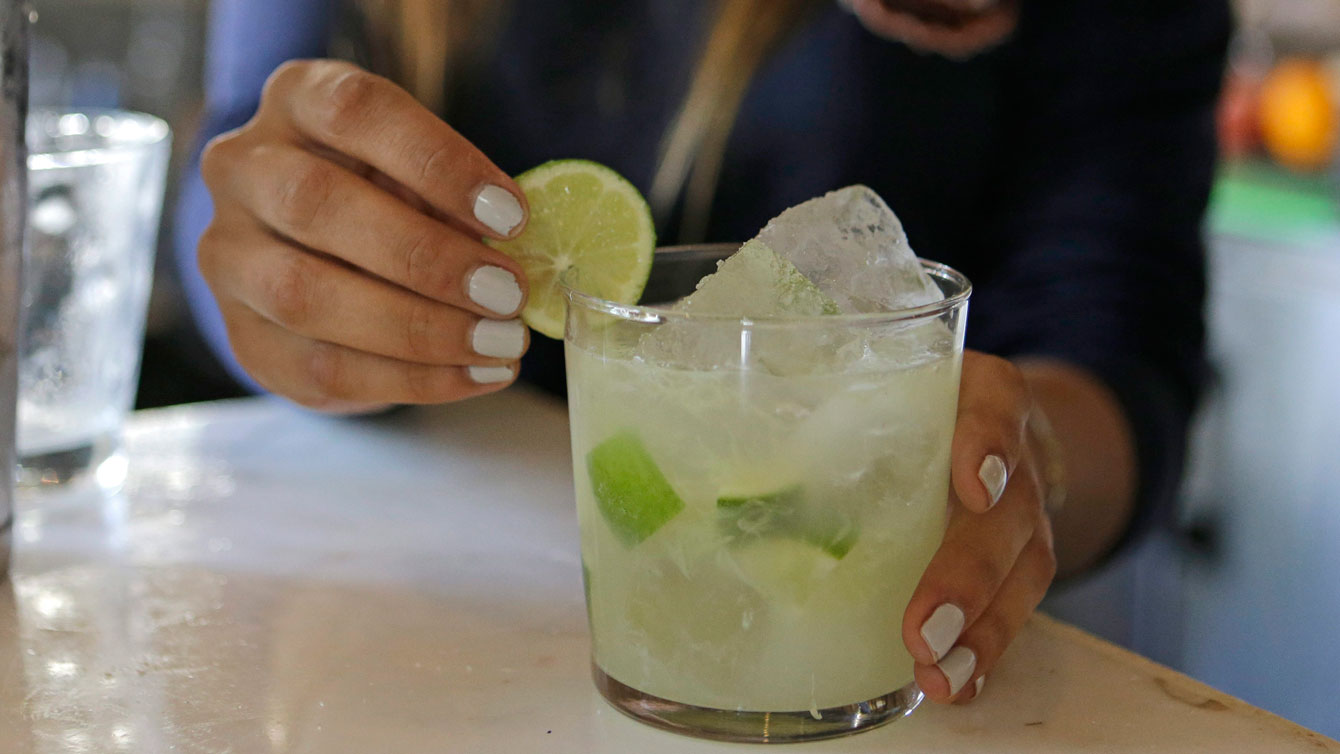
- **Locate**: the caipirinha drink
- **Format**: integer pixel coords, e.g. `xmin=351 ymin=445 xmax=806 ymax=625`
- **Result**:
xmin=492 ymin=168 xmax=969 ymax=742
xmin=568 ymin=329 xmax=961 ymax=713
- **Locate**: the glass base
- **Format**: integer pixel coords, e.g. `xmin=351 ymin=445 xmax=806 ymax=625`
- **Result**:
xmin=593 ymin=664 xmax=923 ymax=743
xmin=16 ymin=432 xmax=125 ymax=493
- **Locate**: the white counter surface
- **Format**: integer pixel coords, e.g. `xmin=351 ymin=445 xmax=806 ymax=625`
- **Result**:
xmin=1 ymin=389 xmax=1334 ymax=753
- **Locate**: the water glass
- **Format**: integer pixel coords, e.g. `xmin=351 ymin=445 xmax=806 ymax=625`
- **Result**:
xmin=17 ymin=110 xmax=170 ymax=491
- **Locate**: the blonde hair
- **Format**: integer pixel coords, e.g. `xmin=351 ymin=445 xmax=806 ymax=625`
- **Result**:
xmin=349 ymin=0 xmax=506 ymax=114
xmin=357 ymin=0 xmax=818 ymax=241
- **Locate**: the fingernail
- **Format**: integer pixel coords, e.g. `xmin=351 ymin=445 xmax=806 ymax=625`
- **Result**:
xmin=974 ymin=675 xmax=985 ymax=697
xmin=473 ymin=184 xmax=525 ymax=237
xmin=468 ymin=266 xmax=523 ymax=316
xmin=472 ymin=318 xmax=526 ymax=359
xmin=978 ymin=455 xmax=1007 ymax=507
xmin=920 ymin=603 xmax=965 ymax=663
xmin=468 ymin=365 xmax=514 ymax=384
xmin=938 ymin=646 xmax=977 ymax=696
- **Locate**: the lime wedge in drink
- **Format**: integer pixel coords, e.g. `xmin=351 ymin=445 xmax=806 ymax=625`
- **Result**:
xmin=487 ymin=160 xmax=656 ymax=339
xmin=716 ymin=483 xmax=804 ymax=510
xmin=717 ymin=484 xmax=858 ymax=559
xmin=796 ymin=513 xmax=859 ymax=560
xmin=587 ymin=430 xmax=685 ymax=546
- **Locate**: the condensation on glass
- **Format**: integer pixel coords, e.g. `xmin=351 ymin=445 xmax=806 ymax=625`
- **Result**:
xmin=0 ymin=0 xmax=30 ymax=581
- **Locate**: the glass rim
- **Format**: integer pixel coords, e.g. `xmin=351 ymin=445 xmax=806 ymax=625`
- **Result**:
xmin=27 ymin=108 xmax=171 ymax=169
xmin=562 ymin=243 xmax=971 ymax=327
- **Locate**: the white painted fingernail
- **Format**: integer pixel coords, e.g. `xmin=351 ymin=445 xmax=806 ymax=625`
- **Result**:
xmin=938 ymin=646 xmax=977 ymax=696
xmin=473 ymin=184 xmax=525 ymax=237
xmin=921 ymin=603 xmax=965 ymax=663
xmin=974 ymin=675 xmax=985 ymax=696
xmin=468 ymin=365 xmax=514 ymax=384
xmin=472 ymin=318 xmax=526 ymax=359
xmin=468 ymin=266 xmax=523 ymax=316
xmin=979 ymin=455 xmax=1007 ymax=507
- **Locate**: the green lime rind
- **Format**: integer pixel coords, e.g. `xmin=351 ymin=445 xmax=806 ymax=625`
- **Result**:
xmin=797 ymin=515 xmax=859 ymax=560
xmin=587 ymin=430 xmax=685 ymax=547
xmin=716 ymin=484 xmax=858 ymax=560
xmin=716 ymin=483 xmax=804 ymax=509
xmin=488 ymin=159 xmax=656 ymax=340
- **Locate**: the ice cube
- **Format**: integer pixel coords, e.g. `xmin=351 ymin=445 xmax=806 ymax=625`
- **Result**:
xmin=678 ymin=239 xmax=838 ymax=318
xmin=636 ymin=240 xmax=837 ymax=370
xmin=636 ymin=187 xmax=951 ymax=373
xmin=755 ymin=185 xmax=943 ymax=313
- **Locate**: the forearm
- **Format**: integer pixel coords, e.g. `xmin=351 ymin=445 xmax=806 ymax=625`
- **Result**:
xmin=1015 ymin=358 xmax=1137 ymax=578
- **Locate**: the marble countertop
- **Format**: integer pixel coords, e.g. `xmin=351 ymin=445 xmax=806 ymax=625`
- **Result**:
xmin=1 ymin=389 xmax=1334 ymax=753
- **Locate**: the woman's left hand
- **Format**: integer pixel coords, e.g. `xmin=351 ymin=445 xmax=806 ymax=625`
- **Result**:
xmin=903 ymin=350 xmax=1058 ymax=703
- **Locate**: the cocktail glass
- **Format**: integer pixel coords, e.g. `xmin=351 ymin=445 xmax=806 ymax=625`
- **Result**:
xmin=563 ymin=244 xmax=970 ymax=742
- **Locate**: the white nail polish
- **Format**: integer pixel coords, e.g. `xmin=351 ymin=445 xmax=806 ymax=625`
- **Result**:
xmin=974 ymin=675 xmax=985 ymax=696
xmin=472 ymin=319 xmax=526 ymax=359
xmin=473 ymin=184 xmax=525 ymax=237
xmin=468 ymin=365 xmax=514 ymax=384
xmin=938 ymin=646 xmax=977 ymax=696
xmin=921 ymin=603 xmax=965 ymax=663
xmin=468 ymin=266 xmax=523 ymax=316
xmin=979 ymin=455 xmax=1008 ymax=507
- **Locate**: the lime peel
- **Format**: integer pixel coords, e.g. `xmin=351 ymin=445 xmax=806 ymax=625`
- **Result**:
xmin=717 ymin=484 xmax=858 ymax=560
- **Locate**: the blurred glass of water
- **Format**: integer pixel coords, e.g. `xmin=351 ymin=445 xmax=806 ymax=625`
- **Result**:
xmin=17 ymin=109 xmax=170 ymax=491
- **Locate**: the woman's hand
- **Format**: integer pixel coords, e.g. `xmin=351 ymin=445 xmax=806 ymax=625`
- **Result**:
xmin=844 ymin=0 xmax=1019 ymax=58
xmin=199 ymin=60 xmax=531 ymax=413
xmin=903 ymin=350 xmax=1058 ymax=703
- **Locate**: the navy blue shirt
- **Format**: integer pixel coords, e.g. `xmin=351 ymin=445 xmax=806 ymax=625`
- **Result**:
xmin=176 ymin=0 xmax=1230 ymax=551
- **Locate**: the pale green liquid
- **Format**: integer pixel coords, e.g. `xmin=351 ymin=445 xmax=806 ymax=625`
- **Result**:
xmin=566 ymin=343 xmax=960 ymax=712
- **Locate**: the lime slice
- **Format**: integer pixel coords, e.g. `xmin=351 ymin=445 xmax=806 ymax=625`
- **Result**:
xmin=717 ymin=483 xmax=857 ymax=559
xmin=587 ymin=430 xmax=685 ymax=546
xmin=717 ymin=483 xmax=804 ymax=510
xmin=729 ymin=537 xmax=841 ymax=605
xmin=797 ymin=514 xmax=859 ymax=560
xmin=487 ymin=160 xmax=656 ymax=339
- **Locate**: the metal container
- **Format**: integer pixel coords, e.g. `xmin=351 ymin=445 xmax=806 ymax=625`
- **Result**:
xmin=0 ymin=1 xmax=28 ymax=581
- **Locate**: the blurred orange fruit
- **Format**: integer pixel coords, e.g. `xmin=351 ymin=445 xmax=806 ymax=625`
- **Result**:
xmin=1258 ymin=58 xmax=1337 ymax=171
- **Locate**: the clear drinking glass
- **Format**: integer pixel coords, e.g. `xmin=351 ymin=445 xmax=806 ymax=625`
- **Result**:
xmin=0 ymin=0 xmax=24 ymax=577
xmin=16 ymin=110 xmax=170 ymax=491
xmin=564 ymin=244 xmax=971 ymax=743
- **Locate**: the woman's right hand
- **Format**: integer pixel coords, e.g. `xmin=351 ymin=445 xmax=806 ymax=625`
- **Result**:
xmin=199 ymin=60 xmax=531 ymax=413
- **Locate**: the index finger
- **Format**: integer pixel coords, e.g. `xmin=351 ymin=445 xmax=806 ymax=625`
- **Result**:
xmin=265 ymin=60 xmax=528 ymax=240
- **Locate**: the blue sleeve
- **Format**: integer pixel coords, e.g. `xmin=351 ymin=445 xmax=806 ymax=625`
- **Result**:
xmin=173 ymin=0 xmax=334 ymax=392
xmin=971 ymin=0 xmax=1230 ymax=556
